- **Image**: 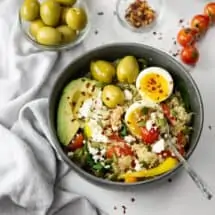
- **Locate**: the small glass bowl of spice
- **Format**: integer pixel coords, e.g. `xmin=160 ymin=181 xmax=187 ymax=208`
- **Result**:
xmin=116 ymin=0 xmax=163 ymax=33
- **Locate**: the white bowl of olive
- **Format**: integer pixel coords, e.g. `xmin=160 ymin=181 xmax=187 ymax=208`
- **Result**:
xmin=19 ymin=0 xmax=90 ymax=51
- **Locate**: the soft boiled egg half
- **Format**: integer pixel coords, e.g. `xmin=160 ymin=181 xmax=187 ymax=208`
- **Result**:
xmin=136 ymin=67 xmax=174 ymax=103
xmin=125 ymin=101 xmax=158 ymax=139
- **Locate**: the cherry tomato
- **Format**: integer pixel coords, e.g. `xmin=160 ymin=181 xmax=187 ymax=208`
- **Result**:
xmin=177 ymin=132 xmax=186 ymax=146
xmin=204 ymin=2 xmax=215 ymax=23
xmin=177 ymin=28 xmax=199 ymax=47
xmin=108 ymin=133 xmax=125 ymax=142
xmin=106 ymin=143 xmax=133 ymax=158
xmin=67 ymin=133 xmax=84 ymax=151
xmin=140 ymin=127 xmax=159 ymax=144
xmin=159 ymin=150 xmax=172 ymax=159
xmin=191 ymin=14 xmax=210 ymax=34
xmin=180 ymin=46 xmax=199 ymax=65
xmin=161 ymin=103 xmax=176 ymax=125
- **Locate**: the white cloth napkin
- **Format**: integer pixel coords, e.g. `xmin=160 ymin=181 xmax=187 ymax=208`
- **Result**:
xmin=0 ymin=98 xmax=105 ymax=215
xmin=0 ymin=0 xmax=107 ymax=214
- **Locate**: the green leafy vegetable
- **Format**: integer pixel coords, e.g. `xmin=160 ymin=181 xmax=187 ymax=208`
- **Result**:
xmin=142 ymin=107 xmax=149 ymax=115
xmin=93 ymin=162 xmax=104 ymax=171
xmin=138 ymin=121 xmax=146 ymax=127
xmin=120 ymin=123 xmax=128 ymax=137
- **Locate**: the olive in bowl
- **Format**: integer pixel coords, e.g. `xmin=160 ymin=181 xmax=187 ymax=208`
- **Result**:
xmin=48 ymin=43 xmax=204 ymax=189
xmin=19 ymin=0 xmax=90 ymax=51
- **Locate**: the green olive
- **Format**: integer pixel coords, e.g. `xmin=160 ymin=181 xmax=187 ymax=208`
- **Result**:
xmin=60 ymin=7 xmax=69 ymax=24
xmin=102 ymin=85 xmax=125 ymax=108
xmin=29 ymin=19 xmax=45 ymax=38
xmin=57 ymin=25 xmax=77 ymax=43
xmin=91 ymin=60 xmax=116 ymax=84
xmin=20 ymin=0 xmax=40 ymax=21
xmin=66 ymin=7 xmax=87 ymax=30
xmin=40 ymin=0 xmax=61 ymax=26
xmin=55 ymin=0 xmax=76 ymax=6
xmin=36 ymin=26 xmax=62 ymax=45
xmin=117 ymin=56 xmax=139 ymax=84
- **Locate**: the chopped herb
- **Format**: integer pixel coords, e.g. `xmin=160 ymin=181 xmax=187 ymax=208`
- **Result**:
xmin=120 ymin=123 xmax=128 ymax=137
xmin=93 ymin=162 xmax=104 ymax=171
xmin=142 ymin=107 xmax=149 ymax=115
xmin=138 ymin=121 xmax=146 ymax=127
xmin=157 ymin=118 xmax=167 ymax=127
xmin=171 ymin=110 xmax=177 ymax=117
xmin=86 ymin=153 xmax=95 ymax=167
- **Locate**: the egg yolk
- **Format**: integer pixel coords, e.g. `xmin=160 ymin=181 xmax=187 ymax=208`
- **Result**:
xmin=126 ymin=107 xmax=143 ymax=138
xmin=139 ymin=73 xmax=170 ymax=102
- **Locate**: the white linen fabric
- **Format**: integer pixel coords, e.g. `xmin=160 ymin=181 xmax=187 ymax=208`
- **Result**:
xmin=0 ymin=0 xmax=107 ymax=214
xmin=1 ymin=0 xmax=215 ymax=215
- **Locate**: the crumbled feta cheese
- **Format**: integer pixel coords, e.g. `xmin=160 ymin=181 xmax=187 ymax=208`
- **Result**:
xmin=150 ymin=112 xmax=157 ymax=121
xmin=88 ymin=145 xmax=99 ymax=155
xmin=124 ymin=135 xmax=136 ymax=143
xmin=92 ymin=133 xmax=109 ymax=143
xmin=93 ymin=154 xmax=104 ymax=162
xmin=124 ymin=89 xmax=132 ymax=100
xmin=146 ymin=120 xmax=153 ymax=131
xmin=152 ymin=138 xmax=165 ymax=153
xmin=79 ymin=99 xmax=93 ymax=118
xmin=100 ymin=148 xmax=106 ymax=156
xmin=88 ymin=120 xmax=109 ymax=143
xmin=93 ymin=92 xmax=103 ymax=109
xmin=134 ymin=159 xmax=142 ymax=171
xmin=68 ymin=151 xmax=74 ymax=157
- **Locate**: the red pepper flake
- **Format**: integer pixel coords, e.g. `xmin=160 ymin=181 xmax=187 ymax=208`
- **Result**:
xmin=152 ymin=86 xmax=156 ymax=91
xmin=122 ymin=205 xmax=127 ymax=214
xmin=131 ymin=197 xmax=136 ymax=202
xmin=125 ymin=0 xmax=156 ymax=28
xmin=159 ymin=89 xmax=163 ymax=93
xmin=179 ymin=19 xmax=184 ymax=24
xmin=86 ymin=82 xmax=90 ymax=88
xmin=168 ymin=178 xmax=172 ymax=183
xmin=97 ymin=12 xmax=104 ymax=16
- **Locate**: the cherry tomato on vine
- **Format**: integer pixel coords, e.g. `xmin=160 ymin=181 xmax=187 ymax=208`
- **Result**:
xmin=191 ymin=14 xmax=210 ymax=34
xmin=177 ymin=28 xmax=199 ymax=47
xmin=204 ymin=2 xmax=215 ymax=23
xmin=180 ymin=46 xmax=199 ymax=65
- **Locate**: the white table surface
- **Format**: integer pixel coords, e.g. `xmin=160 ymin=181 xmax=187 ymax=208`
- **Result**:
xmin=42 ymin=0 xmax=215 ymax=214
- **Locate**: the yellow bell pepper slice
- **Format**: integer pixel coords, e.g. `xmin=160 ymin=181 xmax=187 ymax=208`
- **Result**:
xmin=120 ymin=157 xmax=178 ymax=180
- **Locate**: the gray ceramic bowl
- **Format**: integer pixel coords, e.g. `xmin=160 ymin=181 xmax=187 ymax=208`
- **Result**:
xmin=48 ymin=43 xmax=204 ymax=188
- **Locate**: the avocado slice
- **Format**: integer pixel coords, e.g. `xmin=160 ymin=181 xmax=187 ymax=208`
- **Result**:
xmin=57 ymin=78 xmax=100 ymax=146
